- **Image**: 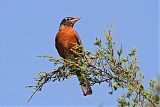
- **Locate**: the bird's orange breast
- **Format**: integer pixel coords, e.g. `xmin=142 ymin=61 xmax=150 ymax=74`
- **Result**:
xmin=55 ymin=26 xmax=79 ymax=59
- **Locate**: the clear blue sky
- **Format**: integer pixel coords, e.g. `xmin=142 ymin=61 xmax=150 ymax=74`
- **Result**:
xmin=0 ymin=0 xmax=159 ymax=106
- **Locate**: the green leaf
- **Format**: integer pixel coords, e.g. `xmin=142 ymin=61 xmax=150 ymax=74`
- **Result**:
xmin=136 ymin=66 xmax=141 ymax=71
xmin=128 ymin=84 xmax=133 ymax=90
xmin=150 ymin=80 xmax=155 ymax=88
xmin=112 ymin=82 xmax=119 ymax=90
xmin=117 ymin=44 xmax=123 ymax=56
xmin=103 ymin=27 xmax=108 ymax=37
xmin=112 ymin=55 xmax=117 ymax=63
xmin=122 ymin=57 xmax=128 ymax=62
xmin=84 ymin=50 xmax=91 ymax=56
xmin=128 ymin=52 xmax=132 ymax=57
xmin=132 ymin=47 xmax=136 ymax=53
xmin=131 ymin=47 xmax=137 ymax=56
xmin=80 ymin=65 xmax=87 ymax=71
xmin=139 ymin=72 xmax=144 ymax=79
xmin=65 ymin=72 xmax=72 ymax=79
xmin=94 ymin=38 xmax=102 ymax=47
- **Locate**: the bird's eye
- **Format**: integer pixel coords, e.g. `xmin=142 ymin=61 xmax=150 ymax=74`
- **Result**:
xmin=65 ymin=18 xmax=69 ymax=21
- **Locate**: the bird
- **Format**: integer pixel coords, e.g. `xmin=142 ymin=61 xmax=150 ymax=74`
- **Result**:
xmin=55 ymin=17 xmax=92 ymax=96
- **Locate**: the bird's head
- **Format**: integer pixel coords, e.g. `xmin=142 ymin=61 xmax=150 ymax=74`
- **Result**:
xmin=59 ymin=17 xmax=80 ymax=29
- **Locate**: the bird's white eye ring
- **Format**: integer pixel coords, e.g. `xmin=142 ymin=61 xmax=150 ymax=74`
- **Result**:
xmin=66 ymin=18 xmax=69 ymax=20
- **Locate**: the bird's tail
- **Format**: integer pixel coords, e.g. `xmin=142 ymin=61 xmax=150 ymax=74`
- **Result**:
xmin=76 ymin=71 xmax=92 ymax=96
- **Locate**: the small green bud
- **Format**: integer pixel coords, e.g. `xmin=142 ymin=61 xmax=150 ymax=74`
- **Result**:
xmin=117 ymin=44 xmax=123 ymax=56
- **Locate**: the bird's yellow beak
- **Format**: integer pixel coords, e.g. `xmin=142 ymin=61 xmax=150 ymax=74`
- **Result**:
xmin=71 ymin=17 xmax=81 ymax=23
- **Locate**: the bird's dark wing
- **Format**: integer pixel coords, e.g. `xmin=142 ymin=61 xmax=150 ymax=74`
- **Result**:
xmin=75 ymin=31 xmax=83 ymax=49
xmin=55 ymin=35 xmax=58 ymax=50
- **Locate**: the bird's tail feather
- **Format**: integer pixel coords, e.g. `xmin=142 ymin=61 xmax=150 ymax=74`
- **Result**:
xmin=76 ymin=71 xmax=92 ymax=96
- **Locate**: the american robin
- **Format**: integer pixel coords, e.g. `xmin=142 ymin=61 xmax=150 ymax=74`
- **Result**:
xmin=55 ymin=17 xmax=92 ymax=96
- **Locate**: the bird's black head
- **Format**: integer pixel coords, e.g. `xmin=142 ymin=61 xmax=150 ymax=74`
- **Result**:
xmin=59 ymin=17 xmax=80 ymax=29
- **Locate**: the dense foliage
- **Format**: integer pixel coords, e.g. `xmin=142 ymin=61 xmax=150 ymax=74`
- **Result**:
xmin=27 ymin=27 xmax=159 ymax=107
